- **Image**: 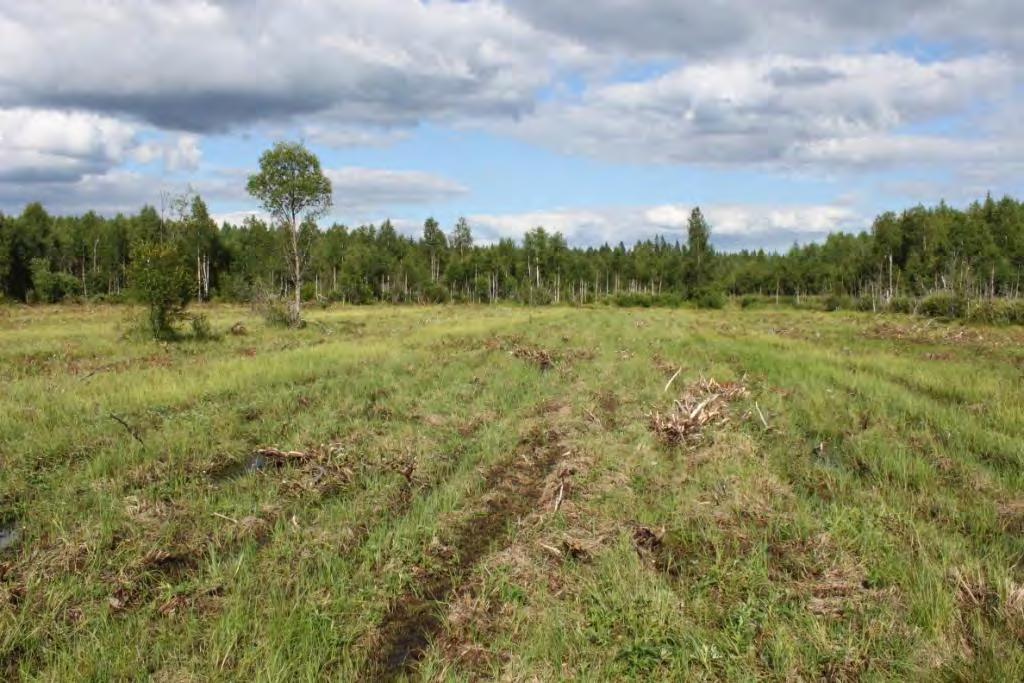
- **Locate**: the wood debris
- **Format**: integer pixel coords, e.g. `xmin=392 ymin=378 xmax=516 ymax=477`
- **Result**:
xmin=649 ymin=376 xmax=749 ymax=445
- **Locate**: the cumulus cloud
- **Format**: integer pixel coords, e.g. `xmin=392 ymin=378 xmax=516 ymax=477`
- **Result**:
xmin=0 ymin=0 xmax=586 ymax=132
xmin=1 ymin=1 xmax=1021 ymax=248
xmin=0 ymin=108 xmax=137 ymax=182
xmin=505 ymin=0 xmax=1024 ymax=56
xmin=0 ymin=169 xmax=177 ymax=215
xmin=325 ymin=168 xmax=468 ymax=215
xmin=133 ymin=134 xmax=203 ymax=171
xmin=503 ymin=53 xmax=1016 ymax=169
xmin=470 ymin=203 xmax=866 ymax=250
xmin=0 ymin=163 xmax=469 ymax=219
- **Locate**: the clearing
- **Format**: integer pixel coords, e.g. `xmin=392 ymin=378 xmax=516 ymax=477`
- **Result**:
xmin=1 ymin=304 xmax=1023 ymax=680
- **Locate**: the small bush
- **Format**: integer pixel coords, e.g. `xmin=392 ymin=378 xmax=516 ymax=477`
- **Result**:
xmin=30 ymin=259 xmax=83 ymax=303
xmin=887 ymin=296 xmax=915 ymax=314
xmin=854 ymin=296 xmax=876 ymax=312
xmin=1006 ymin=299 xmax=1024 ymax=325
xmin=919 ymin=291 xmax=966 ymax=320
xmin=692 ymin=288 xmax=726 ymax=309
xmin=129 ymin=242 xmax=194 ymax=340
xmin=965 ymin=298 xmax=1024 ymax=326
xmin=739 ymin=295 xmax=760 ymax=309
xmin=189 ymin=313 xmax=218 ymax=340
xmin=823 ymin=294 xmax=853 ymax=312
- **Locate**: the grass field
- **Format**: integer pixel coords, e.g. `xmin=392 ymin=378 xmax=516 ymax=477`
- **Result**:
xmin=1 ymin=304 xmax=1023 ymax=681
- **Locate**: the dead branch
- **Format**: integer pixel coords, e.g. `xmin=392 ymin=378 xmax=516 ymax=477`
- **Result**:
xmin=755 ymin=401 xmax=770 ymax=430
xmin=663 ymin=367 xmax=682 ymax=393
xmin=109 ymin=413 xmax=145 ymax=447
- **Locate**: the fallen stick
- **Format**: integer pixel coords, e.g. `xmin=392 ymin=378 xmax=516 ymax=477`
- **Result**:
xmin=255 ymin=447 xmax=309 ymax=460
xmin=552 ymin=482 xmax=565 ymax=512
xmin=755 ymin=401 xmax=770 ymax=430
xmin=109 ymin=413 xmax=145 ymax=447
xmin=689 ymin=394 xmax=719 ymax=421
xmin=663 ymin=367 xmax=682 ymax=393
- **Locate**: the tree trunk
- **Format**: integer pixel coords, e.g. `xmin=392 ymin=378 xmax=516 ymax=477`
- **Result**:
xmin=291 ymin=217 xmax=302 ymax=326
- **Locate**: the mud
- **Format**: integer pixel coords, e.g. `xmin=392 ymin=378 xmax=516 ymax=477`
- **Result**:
xmin=364 ymin=426 xmax=566 ymax=680
xmin=0 ymin=525 xmax=20 ymax=553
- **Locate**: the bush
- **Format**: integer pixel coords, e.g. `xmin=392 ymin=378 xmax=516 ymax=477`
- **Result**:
xmin=422 ymin=282 xmax=450 ymax=304
xmin=30 ymin=258 xmax=83 ymax=303
xmin=965 ymin=298 xmax=1024 ymax=326
xmin=854 ymin=296 xmax=876 ymax=312
xmin=739 ymin=295 xmax=760 ymax=309
xmin=129 ymin=242 xmax=194 ymax=340
xmin=919 ymin=291 xmax=966 ymax=320
xmin=692 ymin=288 xmax=726 ymax=309
xmin=886 ymin=296 xmax=915 ymax=314
xmin=1007 ymin=299 xmax=1024 ymax=325
xmin=189 ymin=313 xmax=218 ymax=340
xmin=823 ymin=294 xmax=853 ymax=312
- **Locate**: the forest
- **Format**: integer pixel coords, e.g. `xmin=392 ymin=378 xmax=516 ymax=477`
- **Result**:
xmin=2 ymin=192 xmax=1023 ymax=313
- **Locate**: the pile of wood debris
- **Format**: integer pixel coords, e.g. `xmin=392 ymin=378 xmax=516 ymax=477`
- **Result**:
xmin=649 ymin=376 xmax=749 ymax=445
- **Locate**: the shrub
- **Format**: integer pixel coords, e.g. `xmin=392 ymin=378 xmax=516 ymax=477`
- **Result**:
xmin=854 ymin=296 xmax=876 ymax=312
xmin=823 ymin=294 xmax=853 ymax=312
xmin=129 ymin=242 xmax=194 ymax=340
xmin=919 ymin=291 xmax=966 ymax=320
xmin=965 ymin=298 xmax=1024 ymax=326
xmin=692 ymin=288 xmax=726 ymax=309
xmin=30 ymin=258 xmax=83 ymax=303
xmin=189 ymin=313 xmax=218 ymax=340
xmin=887 ymin=296 xmax=915 ymax=314
xmin=1006 ymin=299 xmax=1024 ymax=325
xmin=739 ymin=295 xmax=760 ymax=309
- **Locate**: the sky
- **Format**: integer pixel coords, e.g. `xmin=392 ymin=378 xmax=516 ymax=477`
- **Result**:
xmin=0 ymin=0 xmax=1022 ymax=251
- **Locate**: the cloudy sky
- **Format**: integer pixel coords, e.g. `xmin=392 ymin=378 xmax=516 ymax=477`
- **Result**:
xmin=0 ymin=1 xmax=1021 ymax=250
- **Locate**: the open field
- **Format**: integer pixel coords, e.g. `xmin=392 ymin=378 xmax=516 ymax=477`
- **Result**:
xmin=1 ymin=304 xmax=1023 ymax=680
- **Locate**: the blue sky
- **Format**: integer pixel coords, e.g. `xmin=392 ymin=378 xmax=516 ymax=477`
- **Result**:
xmin=0 ymin=1 xmax=1021 ymax=250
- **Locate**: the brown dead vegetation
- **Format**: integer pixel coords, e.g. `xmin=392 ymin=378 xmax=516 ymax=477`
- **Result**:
xmin=769 ymin=532 xmax=896 ymax=618
xmin=950 ymin=567 xmax=1024 ymax=642
xmin=649 ymin=376 xmax=750 ymax=446
xmin=511 ymin=344 xmax=555 ymax=371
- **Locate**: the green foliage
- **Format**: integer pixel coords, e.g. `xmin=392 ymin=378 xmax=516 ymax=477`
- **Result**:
xmin=129 ymin=241 xmax=195 ymax=339
xmin=686 ymin=207 xmax=716 ymax=293
xmin=3 ymin=193 xmax=1024 ymax=325
xmin=247 ymin=141 xmax=332 ymax=326
xmin=692 ymin=288 xmax=726 ymax=309
xmin=246 ymin=142 xmax=333 ymax=225
xmin=29 ymin=258 xmax=82 ymax=303
xmin=964 ymin=298 xmax=1024 ymax=325
xmin=823 ymin=293 xmax=854 ymax=312
xmin=919 ymin=292 xmax=967 ymax=320
xmin=886 ymin=296 xmax=915 ymax=314
xmin=188 ymin=313 xmax=218 ymax=340
xmin=4 ymin=306 xmax=1024 ymax=678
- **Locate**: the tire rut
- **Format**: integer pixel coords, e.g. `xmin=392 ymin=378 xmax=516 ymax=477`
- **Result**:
xmin=363 ymin=426 xmax=566 ymax=680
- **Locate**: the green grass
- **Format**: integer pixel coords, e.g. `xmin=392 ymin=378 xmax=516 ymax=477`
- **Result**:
xmin=1 ymin=303 xmax=1022 ymax=681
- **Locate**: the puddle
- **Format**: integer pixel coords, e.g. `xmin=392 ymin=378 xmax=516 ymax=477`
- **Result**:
xmin=208 ymin=453 xmax=279 ymax=482
xmin=0 ymin=525 xmax=20 ymax=552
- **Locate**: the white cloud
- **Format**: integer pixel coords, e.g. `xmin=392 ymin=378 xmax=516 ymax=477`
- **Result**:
xmin=133 ymin=134 xmax=203 ymax=171
xmin=0 ymin=108 xmax=137 ymax=182
xmin=503 ymin=53 xmax=1016 ymax=169
xmin=0 ymin=0 xmax=588 ymax=132
xmin=471 ymin=202 xmax=866 ymax=250
xmin=505 ymin=1 xmax=1024 ymax=56
xmin=325 ymin=168 xmax=468 ymax=214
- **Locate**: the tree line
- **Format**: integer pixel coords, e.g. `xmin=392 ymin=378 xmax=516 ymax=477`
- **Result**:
xmin=3 ymin=149 xmax=1023 ymax=316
